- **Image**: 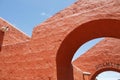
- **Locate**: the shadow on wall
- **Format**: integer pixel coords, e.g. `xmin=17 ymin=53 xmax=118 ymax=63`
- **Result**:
xmin=0 ymin=31 xmax=4 ymax=51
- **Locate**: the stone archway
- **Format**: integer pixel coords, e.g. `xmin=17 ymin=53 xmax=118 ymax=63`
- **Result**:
xmin=73 ymin=37 xmax=120 ymax=80
xmin=90 ymin=68 xmax=120 ymax=80
xmin=56 ymin=19 xmax=120 ymax=80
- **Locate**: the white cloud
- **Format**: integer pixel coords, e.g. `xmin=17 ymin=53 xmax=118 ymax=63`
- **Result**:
xmin=40 ymin=12 xmax=52 ymax=18
xmin=40 ymin=12 xmax=47 ymax=16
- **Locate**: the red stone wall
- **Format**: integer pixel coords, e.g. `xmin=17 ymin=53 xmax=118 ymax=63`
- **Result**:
xmin=73 ymin=65 xmax=84 ymax=80
xmin=0 ymin=18 xmax=30 ymax=46
xmin=0 ymin=0 xmax=120 ymax=80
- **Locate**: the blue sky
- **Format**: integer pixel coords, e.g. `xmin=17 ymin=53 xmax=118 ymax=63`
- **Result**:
xmin=0 ymin=0 xmax=120 ymax=79
xmin=0 ymin=0 xmax=75 ymax=35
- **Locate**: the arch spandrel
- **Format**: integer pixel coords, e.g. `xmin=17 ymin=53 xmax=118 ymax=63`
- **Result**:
xmin=31 ymin=4 xmax=120 ymax=80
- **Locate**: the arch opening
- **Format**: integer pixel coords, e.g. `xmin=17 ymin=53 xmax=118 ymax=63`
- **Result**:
xmin=96 ymin=71 xmax=120 ymax=80
xmin=56 ymin=19 xmax=120 ymax=80
xmin=72 ymin=38 xmax=104 ymax=61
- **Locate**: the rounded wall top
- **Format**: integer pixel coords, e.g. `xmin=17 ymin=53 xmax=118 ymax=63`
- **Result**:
xmin=32 ymin=0 xmax=120 ymax=39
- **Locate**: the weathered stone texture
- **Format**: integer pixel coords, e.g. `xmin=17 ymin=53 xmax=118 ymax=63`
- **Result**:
xmin=0 ymin=18 xmax=30 ymax=46
xmin=0 ymin=0 xmax=120 ymax=80
xmin=34 ymin=0 xmax=120 ymax=25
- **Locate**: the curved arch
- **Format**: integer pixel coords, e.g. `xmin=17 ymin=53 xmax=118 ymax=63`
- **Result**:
xmin=90 ymin=68 xmax=120 ymax=80
xmin=56 ymin=19 xmax=120 ymax=80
